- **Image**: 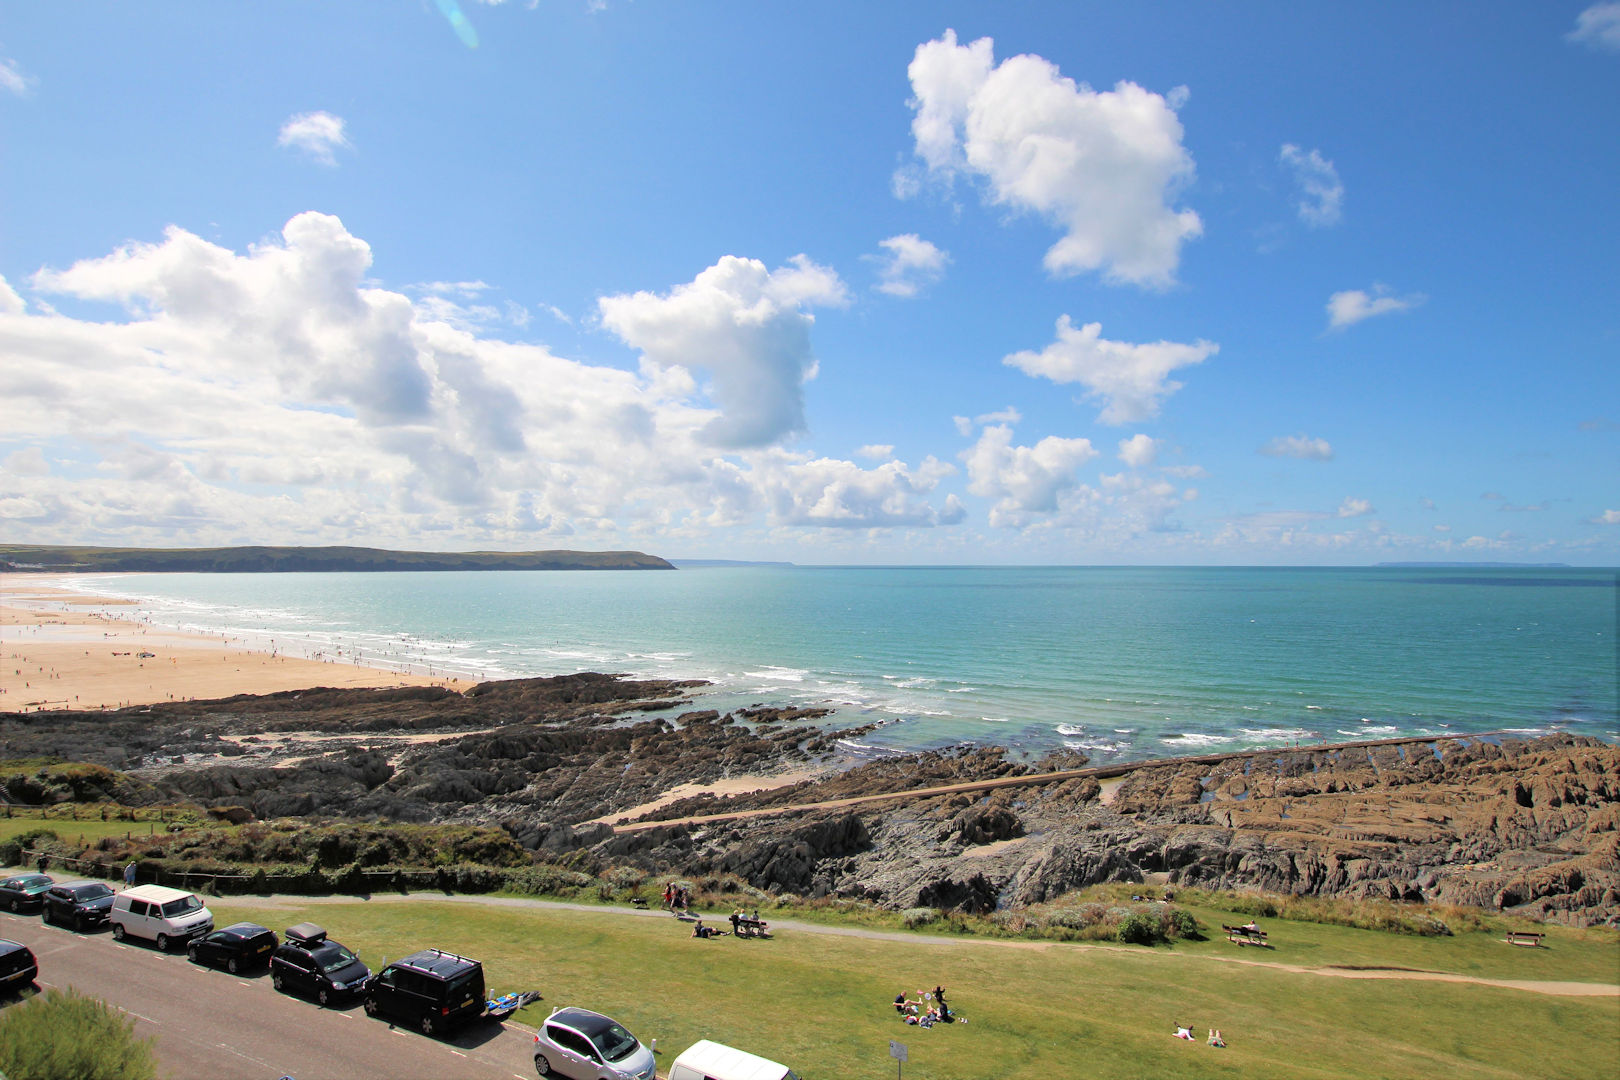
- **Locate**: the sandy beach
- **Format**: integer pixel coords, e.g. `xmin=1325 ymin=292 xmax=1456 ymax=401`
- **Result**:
xmin=1 ymin=575 xmax=459 ymax=711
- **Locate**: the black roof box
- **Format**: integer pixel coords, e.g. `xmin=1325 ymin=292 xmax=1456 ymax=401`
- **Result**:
xmin=284 ymin=922 xmax=327 ymax=946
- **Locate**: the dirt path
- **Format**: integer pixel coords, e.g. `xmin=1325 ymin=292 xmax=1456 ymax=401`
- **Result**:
xmin=222 ymin=890 xmax=1618 ymax=999
xmin=610 ymin=731 xmax=1512 ymax=833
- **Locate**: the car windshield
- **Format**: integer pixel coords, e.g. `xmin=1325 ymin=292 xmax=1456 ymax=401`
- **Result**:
xmin=160 ymin=896 xmax=202 ymax=917
xmin=592 ymin=1022 xmax=640 ymax=1063
xmin=317 ymin=946 xmax=358 ymax=974
xmin=72 ymin=884 xmax=113 ymax=900
xmin=12 ymin=875 xmax=49 ymax=888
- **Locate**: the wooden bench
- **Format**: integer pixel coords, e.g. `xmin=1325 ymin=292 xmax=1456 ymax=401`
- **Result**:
xmin=1222 ymin=923 xmax=1269 ymax=947
xmin=1505 ymin=930 xmax=1545 ymax=948
xmin=734 ymin=916 xmax=770 ymax=938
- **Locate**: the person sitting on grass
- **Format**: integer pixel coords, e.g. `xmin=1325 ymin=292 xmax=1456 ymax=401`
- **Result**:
xmin=893 ymin=992 xmax=909 ymax=1015
xmin=691 ymin=919 xmax=722 ymax=939
xmin=1174 ymin=1024 xmax=1195 ymax=1040
xmin=1208 ymin=1029 xmax=1226 ymax=1047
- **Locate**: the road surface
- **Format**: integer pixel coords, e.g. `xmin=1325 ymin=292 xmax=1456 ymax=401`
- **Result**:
xmin=0 ymin=908 xmax=538 ymax=1080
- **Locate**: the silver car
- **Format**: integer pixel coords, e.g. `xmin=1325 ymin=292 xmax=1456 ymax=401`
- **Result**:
xmin=533 ymin=1007 xmax=657 ymax=1080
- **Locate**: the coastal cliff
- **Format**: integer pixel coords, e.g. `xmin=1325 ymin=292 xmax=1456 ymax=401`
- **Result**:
xmin=0 ymin=544 xmax=675 ymax=572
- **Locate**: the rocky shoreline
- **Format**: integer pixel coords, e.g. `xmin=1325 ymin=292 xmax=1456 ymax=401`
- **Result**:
xmin=2 ymin=673 xmax=1615 ymax=926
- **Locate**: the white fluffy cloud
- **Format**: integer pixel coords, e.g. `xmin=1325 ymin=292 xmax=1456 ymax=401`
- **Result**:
xmin=1595 ymin=509 xmax=1620 ymax=524
xmin=899 ymin=30 xmax=1201 ymax=287
xmin=1337 ymin=497 xmax=1374 ymax=518
xmin=0 ymin=274 xmax=25 ymax=315
xmin=962 ymin=424 xmax=1097 ymax=527
xmin=0 ymin=56 xmax=33 ymax=96
xmin=1004 ymin=316 xmax=1216 ymax=424
xmin=1569 ymin=3 xmax=1620 ymax=51
xmin=1326 ymin=284 xmax=1426 ymax=329
xmin=870 ymin=234 xmax=949 ymax=298
xmin=2 ymin=212 xmax=965 ymax=547
xmin=1117 ymin=434 xmax=1159 ymax=468
xmin=598 ymin=254 xmax=848 ymax=449
xmin=1260 ymin=434 xmax=1334 ymax=461
xmin=278 ymin=111 xmax=351 ymax=165
xmin=1279 ymin=144 xmax=1343 ymax=227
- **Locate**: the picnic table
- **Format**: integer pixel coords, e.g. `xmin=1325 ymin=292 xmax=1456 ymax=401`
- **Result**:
xmin=733 ymin=914 xmax=770 ymax=938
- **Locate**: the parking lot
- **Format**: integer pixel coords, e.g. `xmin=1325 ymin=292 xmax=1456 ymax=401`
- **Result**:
xmin=0 ymin=908 xmax=537 ymax=1080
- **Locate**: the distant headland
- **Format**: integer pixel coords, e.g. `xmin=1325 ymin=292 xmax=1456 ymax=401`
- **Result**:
xmin=0 ymin=544 xmax=674 ymax=573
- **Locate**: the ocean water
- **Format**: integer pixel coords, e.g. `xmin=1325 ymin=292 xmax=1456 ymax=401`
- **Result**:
xmin=62 ymin=566 xmax=1617 ymax=763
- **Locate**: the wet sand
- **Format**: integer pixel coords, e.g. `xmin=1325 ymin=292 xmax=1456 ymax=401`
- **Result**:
xmin=1 ymin=575 xmax=459 ymax=711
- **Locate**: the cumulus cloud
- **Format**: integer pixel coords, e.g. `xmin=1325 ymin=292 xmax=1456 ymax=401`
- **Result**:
xmin=899 ymin=30 xmax=1201 ymax=287
xmin=857 ymin=444 xmax=895 ymax=461
xmin=1594 ymin=509 xmax=1620 ymax=524
xmin=598 ymin=254 xmax=848 ymax=449
xmin=278 ymin=111 xmax=351 ymax=165
xmin=1279 ymin=144 xmax=1343 ymax=227
xmin=1117 ymin=434 xmax=1158 ymax=468
xmin=1004 ymin=316 xmax=1216 ymax=424
xmin=869 ymin=234 xmax=949 ymax=298
xmin=953 ymin=407 xmax=1023 ymax=437
xmin=1337 ymin=497 xmax=1374 ymax=518
xmin=0 ymin=274 xmax=25 ymax=315
xmin=3 ymin=212 xmax=964 ymax=547
xmin=1326 ymin=284 xmax=1426 ymax=330
xmin=962 ymin=423 xmax=1097 ymax=527
xmin=1260 ymin=434 xmax=1333 ymax=461
xmin=0 ymin=56 xmax=33 ymax=96
xmin=1569 ymin=3 xmax=1620 ymax=51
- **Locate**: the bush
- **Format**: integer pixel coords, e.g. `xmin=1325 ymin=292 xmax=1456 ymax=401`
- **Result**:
xmin=0 ymin=987 xmax=157 ymax=1080
xmin=1163 ymin=907 xmax=1200 ymax=940
xmin=901 ymin=907 xmax=939 ymax=928
xmin=1116 ymin=911 xmax=1165 ymax=945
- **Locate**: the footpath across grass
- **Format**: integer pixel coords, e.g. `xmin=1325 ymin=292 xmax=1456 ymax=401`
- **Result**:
xmin=211 ymin=896 xmax=1620 ymax=1080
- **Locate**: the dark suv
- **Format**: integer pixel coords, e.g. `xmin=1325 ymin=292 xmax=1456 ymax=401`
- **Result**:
xmin=269 ymin=922 xmax=370 ymax=1006
xmin=42 ymin=880 xmax=116 ymax=932
xmin=364 ymin=949 xmax=486 ymax=1036
xmin=0 ymin=939 xmax=38 ymax=994
xmin=187 ymin=922 xmax=278 ymax=973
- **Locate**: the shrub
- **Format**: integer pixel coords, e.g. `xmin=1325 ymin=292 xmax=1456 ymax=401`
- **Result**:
xmin=0 ymin=987 xmax=157 ymax=1080
xmin=1116 ymin=911 xmax=1165 ymax=945
xmin=901 ymin=907 xmax=939 ymax=928
xmin=1163 ymin=907 xmax=1200 ymax=940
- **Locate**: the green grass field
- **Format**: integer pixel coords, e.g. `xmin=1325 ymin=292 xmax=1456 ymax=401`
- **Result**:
xmin=209 ymin=896 xmax=1620 ymax=1080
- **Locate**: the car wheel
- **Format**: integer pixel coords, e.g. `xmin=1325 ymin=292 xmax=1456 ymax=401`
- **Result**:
xmin=156 ymin=933 xmax=170 ymax=953
xmin=533 ymin=1052 xmax=553 ymax=1077
xmin=317 ymin=987 xmax=331 ymax=1007
xmin=364 ymin=997 xmax=380 ymax=1017
xmin=187 ymin=943 xmax=199 ymax=962
xmin=8 ymin=898 xmax=19 ymax=912
xmin=272 ymin=970 xmax=285 ymax=992
xmin=227 ymin=956 xmax=239 ymax=974
xmin=112 ymin=922 xmax=126 ymax=941
xmin=420 ymin=1013 xmax=438 ymax=1037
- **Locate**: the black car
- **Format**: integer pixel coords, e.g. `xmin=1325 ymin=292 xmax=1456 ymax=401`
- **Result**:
xmin=186 ymin=921 xmax=278 ymax=973
xmin=270 ymin=923 xmax=370 ymax=1006
xmin=0 ymin=939 xmax=38 ymax=993
xmin=41 ymin=880 xmax=116 ymax=931
xmin=364 ymin=948 xmax=486 ymax=1036
xmin=0 ymin=873 xmax=54 ymax=913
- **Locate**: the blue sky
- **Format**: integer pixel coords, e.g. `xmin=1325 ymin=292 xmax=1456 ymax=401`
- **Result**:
xmin=1 ymin=2 xmax=1616 ymax=564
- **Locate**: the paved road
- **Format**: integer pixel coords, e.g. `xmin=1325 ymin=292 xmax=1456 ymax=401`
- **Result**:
xmin=0 ymin=909 xmax=538 ymax=1080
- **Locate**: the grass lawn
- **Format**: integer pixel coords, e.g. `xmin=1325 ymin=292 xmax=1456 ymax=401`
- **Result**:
xmin=0 ymin=812 xmax=175 ymax=848
xmin=211 ymin=897 xmax=1620 ymax=1080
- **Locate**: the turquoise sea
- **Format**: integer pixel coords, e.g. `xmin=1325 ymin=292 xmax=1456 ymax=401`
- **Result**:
xmin=65 ymin=566 xmax=1617 ymax=763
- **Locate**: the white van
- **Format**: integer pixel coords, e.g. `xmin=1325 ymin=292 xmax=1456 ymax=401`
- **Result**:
xmin=668 ymin=1040 xmax=799 ymax=1080
xmin=110 ymin=884 xmax=213 ymax=951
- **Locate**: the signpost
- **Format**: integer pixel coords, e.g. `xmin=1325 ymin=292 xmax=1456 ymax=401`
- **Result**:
xmin=889 ymin=1039 xmax=908 ymax=1079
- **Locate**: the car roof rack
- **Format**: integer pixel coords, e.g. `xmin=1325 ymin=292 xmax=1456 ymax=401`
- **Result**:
xmin=284 ymin=922 xmax=327 ymax=946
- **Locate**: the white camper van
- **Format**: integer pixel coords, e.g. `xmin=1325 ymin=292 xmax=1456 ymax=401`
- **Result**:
xmin=667 ymin=1040 xmax=799 ymax=1080
xmin=109 ymin=884 xmax=213 ymax=951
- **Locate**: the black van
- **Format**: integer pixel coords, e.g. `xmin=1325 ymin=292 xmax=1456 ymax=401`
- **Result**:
xmin=363 ymin=949 xmax=485 ymax=1036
